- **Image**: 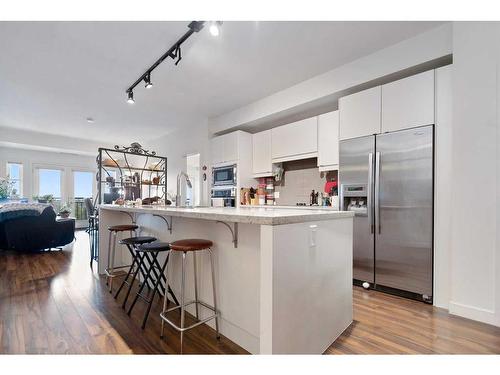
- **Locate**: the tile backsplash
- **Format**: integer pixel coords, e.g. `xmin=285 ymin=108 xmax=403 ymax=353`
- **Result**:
xmin=274 ymin=158 xmax=336 ymax=205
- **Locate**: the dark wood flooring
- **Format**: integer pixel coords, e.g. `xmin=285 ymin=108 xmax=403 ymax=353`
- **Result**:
xmin=1 ymin=231 xmax=499 ymax=354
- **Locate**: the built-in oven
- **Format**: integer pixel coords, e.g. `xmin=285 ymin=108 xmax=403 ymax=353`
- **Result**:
xmin=212 ymin=164 xmax=237 ymax=186
xmin=211 ymin=186 xmax=236 ymax=207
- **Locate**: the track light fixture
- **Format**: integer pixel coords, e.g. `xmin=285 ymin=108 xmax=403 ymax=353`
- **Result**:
xmin=144 ymin=73 xmax=153 ymax=89
xmin=125 ymin=20 xmax=222 ymax=104
xmin=126 ymin=91 xmax=135 ymax=104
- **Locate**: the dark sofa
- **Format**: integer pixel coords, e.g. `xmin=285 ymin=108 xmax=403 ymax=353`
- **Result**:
xmin=0 ymin=205 xmax=75 ymax=252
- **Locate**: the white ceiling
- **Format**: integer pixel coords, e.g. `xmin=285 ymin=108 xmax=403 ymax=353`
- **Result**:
xmin=0 ymin=21 xmax=444 ymax=144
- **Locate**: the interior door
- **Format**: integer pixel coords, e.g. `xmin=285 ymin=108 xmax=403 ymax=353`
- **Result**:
xmin=375 ymin=125 xmax=433 ymax=297
xmin=339 ymin=135 xmax=375 ymax=283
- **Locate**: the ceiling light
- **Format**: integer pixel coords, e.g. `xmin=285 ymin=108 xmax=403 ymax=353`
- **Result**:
xmin=144 ymin=73 xmax=153 ymax=89
xmin=86 ymin=117 xmax=95 ymax=124
xmin=127 ymin=91 xmax=135 ymax=104
xmin=209 ymin=21 xmax=222 ymax=37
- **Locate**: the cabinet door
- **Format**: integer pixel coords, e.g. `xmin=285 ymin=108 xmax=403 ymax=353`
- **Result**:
xmin=271 ymin=117 xmax=318 ymax=162
xmin=339 ymin=86 xmax=381 ymax=140
xmin=381 ymin=70 xmax=435 ymax=133
xmin=223 ymin=132 xmax=238 ymax=163
xmin=210 ymin=136 xmax=224 ymax=165
xmin=253 ymin=130 xmax=273 ymax=176
xmin=317 ymin=110 xmax=339 ymax=169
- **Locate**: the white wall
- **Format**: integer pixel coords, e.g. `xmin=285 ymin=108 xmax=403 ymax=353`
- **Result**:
xmin=449 ymin=22 xmax=500 ymax=326
xmin=148 ymin=119 xmax=210 ymax=205
xmin=208 ymin=23 xmax=452 ymax=134
xmin=0 ymin=146 xmax=96 ymax=203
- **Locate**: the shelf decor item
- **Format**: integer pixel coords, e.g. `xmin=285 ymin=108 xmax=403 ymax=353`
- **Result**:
xmin=96 ymin=143 xmax=167 ymax=205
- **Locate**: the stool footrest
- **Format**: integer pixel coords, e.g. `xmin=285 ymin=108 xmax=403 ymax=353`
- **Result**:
xmin=105 ymin=265 xmax=132 ymax=278
xmin=160 ymin=302 xmax=218 ymax=333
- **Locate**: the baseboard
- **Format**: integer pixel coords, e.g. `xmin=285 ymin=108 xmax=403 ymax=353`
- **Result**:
xmin=449 ymin=301 xmax=498 ymax=326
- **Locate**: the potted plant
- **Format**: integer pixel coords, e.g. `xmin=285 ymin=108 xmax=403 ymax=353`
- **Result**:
xmin=0 ymin=177 xmax=13 ymax=203
xmin=59 ymin=204 xmax=72 ymax=219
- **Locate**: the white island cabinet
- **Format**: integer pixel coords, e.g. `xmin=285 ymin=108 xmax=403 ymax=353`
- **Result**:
xmin=98 ymin=205 xmax=353 ymax=354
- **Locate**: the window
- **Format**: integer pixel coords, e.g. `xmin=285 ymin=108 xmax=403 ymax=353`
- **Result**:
xmin=73 ymin=171 xmax=93 ymax=199
xmin=73 ymin=171 xmax=94 ymax=220
xmin=37 ymin=168 xmax=62 ymax=198
xmin=7 ymin=162 xmax=23 ymax=197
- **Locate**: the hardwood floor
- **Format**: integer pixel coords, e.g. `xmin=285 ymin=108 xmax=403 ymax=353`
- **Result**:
xmin=1 ymin=231 xmax=499 ymax=354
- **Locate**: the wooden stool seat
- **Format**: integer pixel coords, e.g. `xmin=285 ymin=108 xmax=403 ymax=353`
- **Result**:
xmin=170 ymin=239 xmax=213 ymax=252
xmin=108 ymin=224 xmax=139 ymax=232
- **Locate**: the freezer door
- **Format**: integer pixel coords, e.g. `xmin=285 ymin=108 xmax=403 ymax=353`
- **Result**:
xmin=375 ymin=125 xmax=433 ymax=297
xmin=339 ymin=136 xmax=375 ymax=283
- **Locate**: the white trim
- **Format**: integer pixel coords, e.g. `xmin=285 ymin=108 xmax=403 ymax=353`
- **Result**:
xmin=272 ymin=151 xmax=318 ymax=164
xmin=449 ymin=301 xmax=498 ymax=326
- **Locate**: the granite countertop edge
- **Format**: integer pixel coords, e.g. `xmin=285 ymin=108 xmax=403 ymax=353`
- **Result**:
xmin=99 ymin=204 xmax=354 ymax=225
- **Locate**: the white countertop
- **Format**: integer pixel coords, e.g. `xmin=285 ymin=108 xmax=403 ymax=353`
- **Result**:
xmin=99 ymin=204 xmax=353 ymax=225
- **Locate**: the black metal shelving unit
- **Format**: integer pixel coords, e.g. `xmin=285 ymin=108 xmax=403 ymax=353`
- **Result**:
xmin=96 ymin=143 xmax=167 ymax=205
xmin=89 ymin=143 xmax=167 ymax=266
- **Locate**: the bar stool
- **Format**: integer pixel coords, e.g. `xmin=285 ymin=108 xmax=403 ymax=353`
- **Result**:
xmin=105 ymin=224 xmax=139 ymax=292
xmin=125 ymin=242 xmax=171 ymax=329
xmin=160 ymin=239 xmax=220 ymax=353
xmin=114 ymin=236 xmax=157 ymax=302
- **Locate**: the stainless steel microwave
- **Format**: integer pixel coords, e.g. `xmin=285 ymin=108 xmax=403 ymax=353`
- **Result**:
xmin=212 ymin=164 xmax=237 ymax=186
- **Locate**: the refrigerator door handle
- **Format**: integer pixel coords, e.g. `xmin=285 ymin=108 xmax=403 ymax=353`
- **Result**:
xmin=367 ymin=152 xmax=374 ymax=234
xmin=375 ymin=151 xmax=381 ymax=234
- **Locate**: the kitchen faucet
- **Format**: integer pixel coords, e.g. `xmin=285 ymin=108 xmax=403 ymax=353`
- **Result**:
xmin=176 ymin=171 xmax=193 ymax=207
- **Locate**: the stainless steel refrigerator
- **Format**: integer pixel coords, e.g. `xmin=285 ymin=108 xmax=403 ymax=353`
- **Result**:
xmin=339 ymin=125 xmax=433 ymax=303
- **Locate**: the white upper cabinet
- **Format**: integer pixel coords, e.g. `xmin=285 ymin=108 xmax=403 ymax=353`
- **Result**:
xmin=252 ymin=130 xmax=273 ymax=177
xmin=339 ymin=86 xmax=381 ymax=140
xmin=381 ymin=70 xmax=435 ymax=133
xmin=223 ymin=131 xmax=238 ymax=163
xmin=317 ymin=110 xmax=339 ymax=171
xmin=210 ymin=131 xmax=249 ymax=165
xmin=271 ymin=117 xmax=318 ymax=162
xmin=210 ymin=135 xmax=225 ymax=165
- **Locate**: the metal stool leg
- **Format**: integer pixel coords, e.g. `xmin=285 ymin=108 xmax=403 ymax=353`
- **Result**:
xmin=127 ymin=253 xmax=154 ymax=316
xmin=180 ymin=251 xmax=187 ymax=354
xmin=106 ymin=230 xmax=112 ymax=286
xmin=142 ymin=253 xmax=169 ymax=329
xmin=193 ymin=252 xmax=199 ymax=320
xmin=122 ymin=252 xmax=144 ymax=309
xmin=109 ymin=231 xmax=118 ymax=292
xmin=208 ymin=248 xmax=220 ymax=339
xmin=160 ymin=254 xmax=170 ymax=339
xmin=114 ymin=244 xmax=137 ymax=300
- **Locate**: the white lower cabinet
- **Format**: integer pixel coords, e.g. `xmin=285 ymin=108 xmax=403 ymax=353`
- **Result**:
xmin=317 ymin=110 xmax=339 ymax=171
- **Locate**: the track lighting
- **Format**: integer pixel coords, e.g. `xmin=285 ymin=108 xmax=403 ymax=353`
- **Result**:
xmin=144 ymin=73 xmax=153 ymax=89
xmin=209 ymin=21 xmax=222 ymax=37
xmin=126 ymin=21 xmax=220 ymax=104
xmin=126 ymin=91 xmax=135 ymax=104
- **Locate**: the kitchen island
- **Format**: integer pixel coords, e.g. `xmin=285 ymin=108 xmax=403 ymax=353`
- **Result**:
xmin=98 ymin=205 xmax=354 ymax=354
